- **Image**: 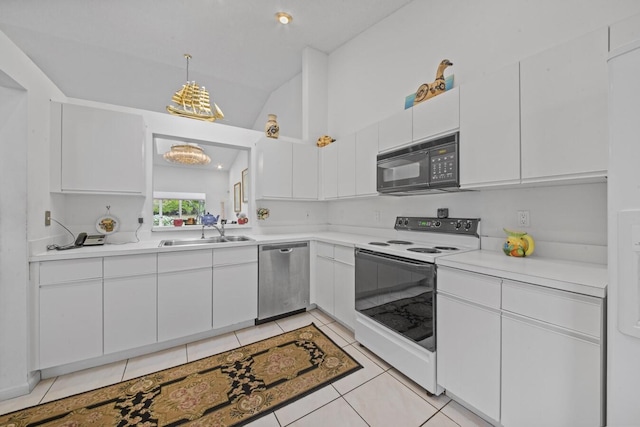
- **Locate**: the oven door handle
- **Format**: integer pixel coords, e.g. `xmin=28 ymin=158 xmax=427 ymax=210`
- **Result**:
xmin=355 ymin=249 xmax=434 ymax=270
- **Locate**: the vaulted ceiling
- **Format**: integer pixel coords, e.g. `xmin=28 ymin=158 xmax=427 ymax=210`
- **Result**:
xmin=0 ymin=0 xmax=414 ymax=129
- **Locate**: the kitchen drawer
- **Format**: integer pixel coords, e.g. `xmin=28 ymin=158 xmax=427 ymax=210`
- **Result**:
xmin=104 ymin=253 xmax=157 ymax=278
xmin=437 ymin=266 xmax=501 ymax=309
xmin=214 ymin=246 xmax=258 ymax=266
xmin=316 ymin=242 xmax=334 ymax=258
xmin=39 ymin=258 xmax=102 ymax=285
xmin=158 ymin=249 xmax=213 ymax=273
xmin=502 ymin=280 xmax=603 ymax=338
xmin=334 ymin=245 xmax=354 ymax=265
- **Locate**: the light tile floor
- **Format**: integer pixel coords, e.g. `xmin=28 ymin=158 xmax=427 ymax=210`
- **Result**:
xmin=0 ymin=310 xmax=492 ymax=426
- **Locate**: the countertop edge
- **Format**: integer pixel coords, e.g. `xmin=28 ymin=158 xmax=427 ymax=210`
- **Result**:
xmin=30 ymin=233 xmax=607 ymax=298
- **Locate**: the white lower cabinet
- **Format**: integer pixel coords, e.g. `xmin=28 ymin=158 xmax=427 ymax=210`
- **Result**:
xmin=315 ymin=255 xmax=335 ymax=313
xmin=501 ymin=280 xmax=604 ymax=427
xmin=35 ymin=246 xmax=260 ymax=370
xmin=38 ymin=258 xmax=103 ymax=369
xmin=104 ymin=275 xmax=157 ymax=354
xmin=436 ymin=267 xmax=501 ymax=421
xmin=437 ymin=266 xmax=604 ymax=427
xmin=104 ymin=254 xmax=157 ymax=354
xmin=212 ymin=247 xmax=258 ymax=329
xmin=39 ymin=280 xmax=103 ymax=369
xmin=501 ymin=314 xmax=601 ymax=427
xmin=314 ymin=242 xmax=355 ymax=329
xmin=158 ymin=268 xmax=213 ymax=342
xmin=158 ymin=250 xmax=213 ymax=342
xmin=333 ymin=247 xmax=356 ymax=329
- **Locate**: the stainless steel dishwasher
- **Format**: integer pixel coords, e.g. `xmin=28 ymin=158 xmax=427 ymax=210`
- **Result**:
xmin=257 ymin=241 xmax=310 ymax=323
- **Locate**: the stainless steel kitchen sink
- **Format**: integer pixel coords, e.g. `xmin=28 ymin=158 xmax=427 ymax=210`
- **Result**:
xmin=158 ymin=236 xmax=253 ymax=247
xmin=223 ymin=235 xmax=252 ymax=242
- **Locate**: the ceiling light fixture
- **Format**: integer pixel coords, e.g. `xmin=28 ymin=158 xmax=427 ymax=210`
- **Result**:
xmin=163 ymin=143 xmax=211 ymax=165
xmin=166 ymin=54 xmax=224 ymax=122
xmin=275 ymin=12 xmax=293 ymax=24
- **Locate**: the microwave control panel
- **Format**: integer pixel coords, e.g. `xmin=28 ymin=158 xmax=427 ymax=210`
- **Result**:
xmin=430 ymin=143 xmax=458 ymax=185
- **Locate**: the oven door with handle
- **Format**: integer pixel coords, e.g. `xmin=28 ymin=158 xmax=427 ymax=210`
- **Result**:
xmin=355 ymin=248 xmax=436 ymax=351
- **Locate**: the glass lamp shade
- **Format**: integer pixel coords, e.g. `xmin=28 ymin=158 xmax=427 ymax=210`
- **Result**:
xmin=163 ymin=144 xmax=211 ymax=165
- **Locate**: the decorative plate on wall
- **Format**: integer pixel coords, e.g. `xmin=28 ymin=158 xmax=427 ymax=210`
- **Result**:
xmin=96 ymin=215 xmax=119 ymax=234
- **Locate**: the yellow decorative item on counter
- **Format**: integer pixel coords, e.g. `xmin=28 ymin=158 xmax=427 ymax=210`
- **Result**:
xmin=503 ymin=228 xmax=535 ymax=257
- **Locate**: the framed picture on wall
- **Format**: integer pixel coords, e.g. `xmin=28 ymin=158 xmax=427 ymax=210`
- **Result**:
xmin=242 ymin=168 xmax=248 ymax=203
xmin=234 ymin=182 xmax=241 ymax=212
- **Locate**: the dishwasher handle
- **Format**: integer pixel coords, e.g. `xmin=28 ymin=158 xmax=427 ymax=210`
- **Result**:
xmin=259 ymin=242 xmax=308 ymax=252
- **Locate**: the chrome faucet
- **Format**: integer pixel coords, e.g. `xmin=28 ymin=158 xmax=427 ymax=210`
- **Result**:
xmin=201 ymin=222 xmax=225 ymax=239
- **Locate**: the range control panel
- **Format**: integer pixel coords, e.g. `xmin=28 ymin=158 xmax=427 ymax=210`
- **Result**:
xmin=395 ymin=216 xmax=480 ymax=236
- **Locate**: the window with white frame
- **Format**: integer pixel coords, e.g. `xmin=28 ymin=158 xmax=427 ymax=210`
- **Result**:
xmin=153 ymin=191 xmax=206 ymax=226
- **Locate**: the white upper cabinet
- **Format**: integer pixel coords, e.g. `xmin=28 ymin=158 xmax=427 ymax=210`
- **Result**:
xmin=255 ymin=137 xmax=318 ymax=200
xmin=520 ymin=27 xmax=608 ymax=183
xmin=412 ymin=87 xmax=460 ymax=143
xmin=292 ymin=143 xmax=319 ymax=199
xmin=355 ymin=123 xmax=379 ymax=196
xmin=255 ymin=138 xmax=293 ymax=199
xmin=320 ymin=142 xmax=338 ymax=199
xmin=51 ymin=102 xmax=145 ymax=195
xmin=378 ymin=108 xmax=412 ymax=153
xmin=337 ymin=133 xmax=356 ymax=198
xmin=460 ymin=63 xmax=521 ymax=188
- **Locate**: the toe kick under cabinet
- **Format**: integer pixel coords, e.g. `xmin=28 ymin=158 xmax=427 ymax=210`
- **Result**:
xmin=436 ymin=266 xmax=605 ymax=427
xmin=33 ymin=246 xmax=258 ymax=371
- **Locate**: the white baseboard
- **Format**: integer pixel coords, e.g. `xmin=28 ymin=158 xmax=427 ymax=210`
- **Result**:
xmin=0 ymin=371 xmax=40 ymax=402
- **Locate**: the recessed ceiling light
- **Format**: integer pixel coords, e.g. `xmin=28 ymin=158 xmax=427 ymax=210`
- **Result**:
xmin=217 ymin=164 xmax=223 ymax=169
xmin=275 ymin=12 xmax=293 ymax=24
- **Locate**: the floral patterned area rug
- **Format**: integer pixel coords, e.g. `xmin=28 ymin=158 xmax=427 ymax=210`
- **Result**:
xmin=0 ymin=323 xmax=362 ymax=427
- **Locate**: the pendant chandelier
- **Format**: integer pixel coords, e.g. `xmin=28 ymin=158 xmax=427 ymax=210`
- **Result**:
xmin=163 ymin=143 xmax=211 ymax=165
xmin=166 ymin=54 xmax=224 ymax=122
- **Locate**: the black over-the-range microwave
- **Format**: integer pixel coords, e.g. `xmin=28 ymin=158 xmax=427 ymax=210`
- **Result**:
xmin=376 ymin=132 xmax=460 ymax=195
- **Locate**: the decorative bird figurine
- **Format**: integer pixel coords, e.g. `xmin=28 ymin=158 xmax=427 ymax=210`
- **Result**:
xmin=413 ymin=59 xmax=453 ymax=105
xmin=316 ymin=135 xmax=336 ymax=147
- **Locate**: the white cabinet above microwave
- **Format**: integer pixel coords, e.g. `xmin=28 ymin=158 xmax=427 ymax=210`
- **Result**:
xmin=378 ymin=87 xmax=460 ymax=154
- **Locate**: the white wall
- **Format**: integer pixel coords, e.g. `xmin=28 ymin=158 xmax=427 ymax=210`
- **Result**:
xmin=252 ymin=73 xmax=302 ymax=139
xmin=228 ymin=149 xmax=249 ymax=219
xmin=327 ymin=0 xmax=640 ymax=138
xmin=327 ymin=183 xmax=606 ymax=257
xmin=0 ymin=30 xmax=66 ymax=399
xmin=154 ymin=165 xmax=229 ymax=220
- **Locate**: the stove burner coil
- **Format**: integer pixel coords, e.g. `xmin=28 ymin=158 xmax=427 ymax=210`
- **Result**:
xmin=407 ymin=247 xmax=442 ymax=254
xmin=369 ymin=242 xmax=390 ymax=246
xmin=387 ymin=240 xmax=414 ymax=245
xmin=434 ymin=246 xmax=459 ymax=251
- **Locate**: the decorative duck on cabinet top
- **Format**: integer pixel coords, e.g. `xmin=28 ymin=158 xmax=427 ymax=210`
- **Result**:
xmin=413 ymin=59 xmax=453 ymax=106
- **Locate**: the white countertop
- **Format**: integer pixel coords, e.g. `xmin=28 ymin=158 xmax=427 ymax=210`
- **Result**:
xmin=28 ymin=232 xmax=370 ymax=262
xmin=31 ymin=232 xmax=607 ymax=298
xmin=436 ymin=250 xmax=607 ymax=298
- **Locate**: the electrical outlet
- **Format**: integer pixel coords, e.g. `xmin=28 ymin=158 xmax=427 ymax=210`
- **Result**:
xmin=517 ymin=210 xmax=530 ymax=227
xmin=138 ymin=217 xmax=144 ymax=224
xmin=45 ymin=210 xmax=51 ymax=226
xmin=373 ymin=210 xmax=380 ymax=222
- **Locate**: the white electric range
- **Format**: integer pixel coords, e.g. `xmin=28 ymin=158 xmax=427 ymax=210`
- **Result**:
xmin=354 ymin=216 xmax=481 ymax=395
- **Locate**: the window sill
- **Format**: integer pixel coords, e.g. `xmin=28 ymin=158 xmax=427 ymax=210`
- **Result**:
xmin=151 ymin=224 xmax=252 ymax=232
